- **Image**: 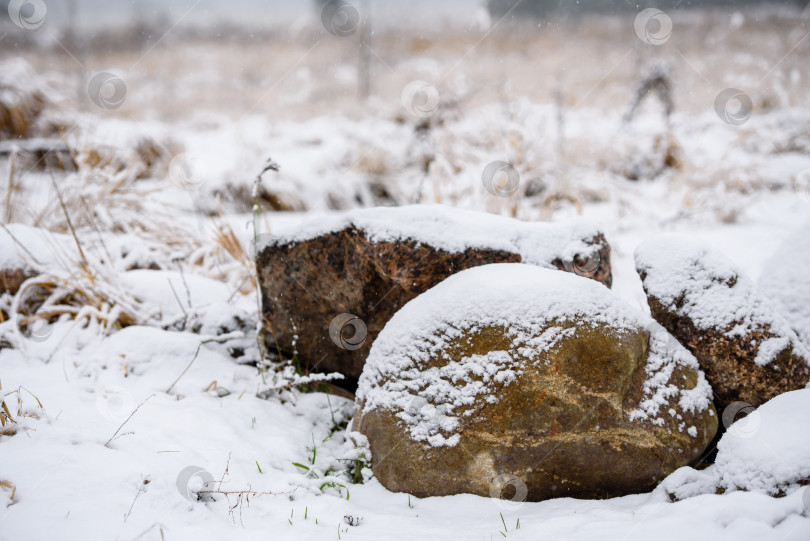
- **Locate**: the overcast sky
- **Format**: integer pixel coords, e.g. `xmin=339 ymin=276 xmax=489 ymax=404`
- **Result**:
xmin=39 ymin=0 xmax=481 ymax=28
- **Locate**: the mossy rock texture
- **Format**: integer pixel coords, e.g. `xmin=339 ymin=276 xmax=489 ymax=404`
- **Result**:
xmin=355 ymin=264 xmax=717 ymax=501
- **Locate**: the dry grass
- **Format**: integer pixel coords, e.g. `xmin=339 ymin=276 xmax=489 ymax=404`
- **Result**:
xmin=0 ymin=61 xmax=48 ymax=139
xmin=1 ymin=136 xmax=262 ymax=352
xmin=0 ymin=380 xmax=43 ymax=437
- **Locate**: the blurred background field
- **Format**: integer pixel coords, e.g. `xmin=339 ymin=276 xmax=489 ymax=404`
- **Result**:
xmin=1 ymin=2 xmax=808 ymax=303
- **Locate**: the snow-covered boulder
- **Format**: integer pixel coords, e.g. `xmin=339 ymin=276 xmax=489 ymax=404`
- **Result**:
xmin=635 ymin=234 xmax=810 ymax=412
xmin=714 ymin=389 xmax=810 ymax=494
xmin=661 ymin=388 xmax=810 ymax=501
xmin=256 ymin=204 xmax=612 ymax=390
xmin=354 ymin=263 xmax=716 ymax=501
xmin=759 ymin=222 xmax=810 ymax=349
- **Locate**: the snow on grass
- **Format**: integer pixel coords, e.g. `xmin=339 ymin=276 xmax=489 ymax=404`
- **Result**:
xmin=0 ymin=224 xmax=76 ymax=271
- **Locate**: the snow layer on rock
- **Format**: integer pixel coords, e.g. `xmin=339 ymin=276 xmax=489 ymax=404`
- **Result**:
xmin=258 ymin=205 xmax=604 ymax=267
xmin=635 ymin=233 xmax=810 ymax=366
xmin=758 ymin=222 xmax=810 ymax=348
xmin=358 ymin=263 xmax=713 ymax=447
xmin=628 ymin=322 xmax=713 ymax=428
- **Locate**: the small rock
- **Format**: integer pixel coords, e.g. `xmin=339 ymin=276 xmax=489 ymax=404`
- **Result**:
xmin=635 ymin=234 xmax=810 ymax=411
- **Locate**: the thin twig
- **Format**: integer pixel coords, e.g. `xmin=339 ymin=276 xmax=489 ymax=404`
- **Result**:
xmin=217 ymin=452 xmax=232 ymax=491
xmin=167 ymin=278 xmax=189 ymax=321
xmin=124 ymin=484 xmax=146 ymax=522
xmin=0 ymin=223 xmax=42 ymax=265
xmin=198 ymin=487 xmax=298 ymax=497
xmin=174 ymin=258 xmax=193 ymax=309
xmin=4 ymin=148 xmax=17 ymax=223
xmin=48 ymin=168 xmax=88 ymax=268
xmin=78 ymin=195 xmax=115 ymax=269
xmin=165 ymin=333 xmax=245 ymax=394
xmin=104 ymin=394 xmax=155 ymax=447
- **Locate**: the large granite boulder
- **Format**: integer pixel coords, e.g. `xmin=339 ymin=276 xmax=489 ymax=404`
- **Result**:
xmin=635 ymin=234 xmax=810 ymax=412
xmin=354 ymin=263 xmax=716 ymax=501
xmin=256 ymin=205 xmax=612 ymax=390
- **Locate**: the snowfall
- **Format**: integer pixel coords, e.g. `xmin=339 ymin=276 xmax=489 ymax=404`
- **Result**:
xmin=2 ymin=11 xmax=810 ymax=541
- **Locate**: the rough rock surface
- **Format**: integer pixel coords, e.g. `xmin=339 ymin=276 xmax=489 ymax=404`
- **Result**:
xmin=758 ymin=222 xmax=810 ymax=349
xmin=354 ymin=263 xmax=716 ymax=501
xmin=635 ymin=234 xmax=810 ymax=411
xmin=257 ymin=205 xmax=612 ymax=390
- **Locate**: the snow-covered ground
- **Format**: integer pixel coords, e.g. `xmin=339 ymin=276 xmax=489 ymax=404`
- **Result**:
xmin=2 ymin=7 xmax=810 ymax=540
